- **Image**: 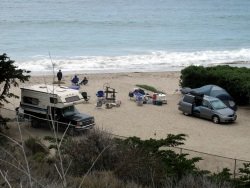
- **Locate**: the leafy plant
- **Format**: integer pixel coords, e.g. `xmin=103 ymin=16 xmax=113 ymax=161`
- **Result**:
xmin=180 ymin=65 xmax=250 ymax=105
xmin=25 ymin=137 xmax=49 ymax=155
xmin=0 ymin=53 xmax=30 ymax=105
xmin=136 ymin=84 xmax=166 ymax=94
xmin=237 ymin=163 xmax=250 ymax=187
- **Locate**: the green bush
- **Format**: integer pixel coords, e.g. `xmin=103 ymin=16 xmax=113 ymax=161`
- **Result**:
xmin=180 ymin=65 xmax=250 ymax=105
xmin=114 ymin=134 xmax=202 ymax=187
xmin=136 ymin=84 xmax=165 ymax=93
xmin=32 ymin=152 xmax=47 ymax=162
xmin=61 ymin=130 xmax=203 ymax=187
xmin=61 ymin=129 xmax=119 ymax=176
xmin=44 ymin=135 xmax=61 ymax=143
xmin=25 ymin=137 xmax=49 ymax=155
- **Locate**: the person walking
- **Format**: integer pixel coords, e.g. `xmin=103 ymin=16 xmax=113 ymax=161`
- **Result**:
xmin=57 ymin=70 xmax=63 ymax=85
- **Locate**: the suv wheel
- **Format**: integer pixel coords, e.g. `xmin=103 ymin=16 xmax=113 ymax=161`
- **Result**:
xmin=212 ymin=116 xmax=220 ymax=124
xmin=31 ymin=118 xmax=40 ymax=128
xmin=183 ymin=112 xmax=190 ymax=116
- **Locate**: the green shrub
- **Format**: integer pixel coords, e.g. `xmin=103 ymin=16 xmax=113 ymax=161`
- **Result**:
xmin=114 ymin=134 xmax=202 ymax=187
xmin=32 ymin=152 xmax=47 ymax=162
xmin=25 ymin=137 xmax=49 ymax=155
xmin=61 ymin=129 xmax=119 ymax=176
xmin=44 ymin=135 xmax=61 ymax=143
xmin=136 ymin=84 xmax=165 ymax=93
xmin=180 ymin=65 xmax=250 ymax=105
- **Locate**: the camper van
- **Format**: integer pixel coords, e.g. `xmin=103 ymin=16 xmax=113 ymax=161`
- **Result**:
xmin=19 ymin=84 xmax=95 ymax=134
xmin=178 ymin=93 xmax=237 ymax=124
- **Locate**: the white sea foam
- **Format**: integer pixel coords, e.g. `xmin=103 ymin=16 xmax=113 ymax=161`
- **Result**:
xmin=15 ymin=49 xmax=250 ymax=75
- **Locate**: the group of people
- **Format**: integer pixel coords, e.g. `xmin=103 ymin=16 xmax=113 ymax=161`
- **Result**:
xmin=56 ymin=70 xmax=88 ymax=86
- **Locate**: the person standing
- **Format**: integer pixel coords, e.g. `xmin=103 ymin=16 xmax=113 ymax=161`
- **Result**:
xmin=57 ymin=70 xmax=63 ymax=85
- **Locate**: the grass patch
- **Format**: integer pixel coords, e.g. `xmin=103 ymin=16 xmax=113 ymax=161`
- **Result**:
xmin=44 ymin=135 xmax=61 ymax=143
xmin=32 ymin=152 xmax=47 ymax=162
xmin=25 ymin=137 xmax=49 ymax=155
xmin=136 ymin=84 xmax=165 ymax=93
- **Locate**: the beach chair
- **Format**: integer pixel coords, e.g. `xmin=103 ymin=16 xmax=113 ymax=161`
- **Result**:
xmin=96 ymin=90 xmax=105 ymax=104
xmin=96 ymin=90 xmax=105 ymax=98
xmin=135 ymin=93 xmax=144 ymax=106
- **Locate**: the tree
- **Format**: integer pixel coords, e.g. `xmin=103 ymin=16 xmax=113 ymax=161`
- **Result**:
xmin=0 ymin=53 xmax=30 ymax=106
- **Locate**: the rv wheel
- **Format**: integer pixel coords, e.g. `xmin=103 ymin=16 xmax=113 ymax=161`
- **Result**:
xmin=31 ymin=118 xmax=40 ymax=128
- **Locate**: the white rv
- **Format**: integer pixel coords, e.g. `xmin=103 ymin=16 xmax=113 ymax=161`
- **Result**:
xmin=19 ymin=84 xmax=95 ymax=134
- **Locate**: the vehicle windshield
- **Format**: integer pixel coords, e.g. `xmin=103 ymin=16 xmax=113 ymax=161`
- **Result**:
xmin=62 ymin=106 xmax=75 ymax=116
xmin=210 ymin=99 xmax=227 ymax=110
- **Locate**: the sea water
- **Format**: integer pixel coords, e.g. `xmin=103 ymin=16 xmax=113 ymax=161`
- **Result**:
xmin=1 ymin=0 xmax=250 ymax=74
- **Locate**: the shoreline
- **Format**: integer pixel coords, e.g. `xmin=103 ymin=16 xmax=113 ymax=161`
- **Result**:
xmin=25 ymin=61 xmax=250 ymax=76
xmin=27 ymin=68 xmax=183 ymax=76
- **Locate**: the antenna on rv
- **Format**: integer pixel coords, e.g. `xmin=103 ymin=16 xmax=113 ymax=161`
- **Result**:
xmin=49 ymin=52 xmax=56 ymax=86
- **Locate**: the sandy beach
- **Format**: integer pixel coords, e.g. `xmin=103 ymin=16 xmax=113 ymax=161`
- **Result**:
xmin=3 ymin=71 xmax=250 ymax=164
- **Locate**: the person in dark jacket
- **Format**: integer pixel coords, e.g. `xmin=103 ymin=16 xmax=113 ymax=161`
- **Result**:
xmin=57 ymin=70 xmax=63 ymax=85
xmin=80 ymin=76 xmax=88 ymax=85
xmin=71 ymin=75 xmax=79 ymax=85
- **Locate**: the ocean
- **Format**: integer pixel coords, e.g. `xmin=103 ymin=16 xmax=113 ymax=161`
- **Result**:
xmin=1 ymin=0 xmax=250 ymax=74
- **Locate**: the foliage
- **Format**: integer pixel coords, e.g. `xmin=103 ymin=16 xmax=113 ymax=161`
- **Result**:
xmin=44 ymin=135 xmax=61 ymax=143
xmin=32 ymin=152 xmax=47 ymax=162
xmin=174 ymin=174 xmax=232 ymax=188
xmin=61 ymin=131 xmax=203 ymax=187
xmin=0 ymin=128 xmax=241 ymax=188
xmin=210 ymin=168 xmax=232 ymax=185
xmin=61 ymin=129 xmax=119 ymax=176
xmin=180 ymin=65 xmax=250 ymax=105
xmin=25 ymin=137 xmax=49 ymax=155
xmin=237 ymin=163 xmax=250 ymax=187
xmin=0 ymin=53 xmax=30 ymax=105
xmin=114 ymin=134 xmax=202 ymax=187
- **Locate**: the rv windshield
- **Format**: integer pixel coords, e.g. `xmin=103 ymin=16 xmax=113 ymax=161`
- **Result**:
xmin=62 ymin=106 xmax=75 ymax=116
xmin=210 ymin=99 xmax=227 ymax=110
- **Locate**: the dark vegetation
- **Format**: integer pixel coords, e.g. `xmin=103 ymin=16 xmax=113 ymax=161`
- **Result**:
xmin=0 ymin=53 xmax=30 ymax=106
xmin=180 ymin=65 xmax=250 ymax=105
xmin=3 ymin=128 xmax=250 ymax=187
xmin=136 ymin=84 xmax=165 ymax=94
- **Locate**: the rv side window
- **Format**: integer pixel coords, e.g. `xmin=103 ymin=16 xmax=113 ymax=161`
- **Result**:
xmin=50 ymin=97 xmax=58 ymax=104
xmin=23 ymin=97 xmax=39 ymax=105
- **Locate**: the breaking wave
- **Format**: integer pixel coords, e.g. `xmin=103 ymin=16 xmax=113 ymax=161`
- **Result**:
xmin=15 ymin=48 xmax=250 ymax=74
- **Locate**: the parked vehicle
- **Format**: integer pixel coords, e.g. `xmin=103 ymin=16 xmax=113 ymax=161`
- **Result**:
xmin=180 ymin=85 xmax=237 ymax=111
xmin=178 ymin=93 xmax=237 ymax=124
xmin=18 ymin=84 xmax=95 ymax=135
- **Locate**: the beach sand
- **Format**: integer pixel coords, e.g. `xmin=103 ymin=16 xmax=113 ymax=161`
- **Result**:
xmin=3 ymin=71 xmax=250 ymax=165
